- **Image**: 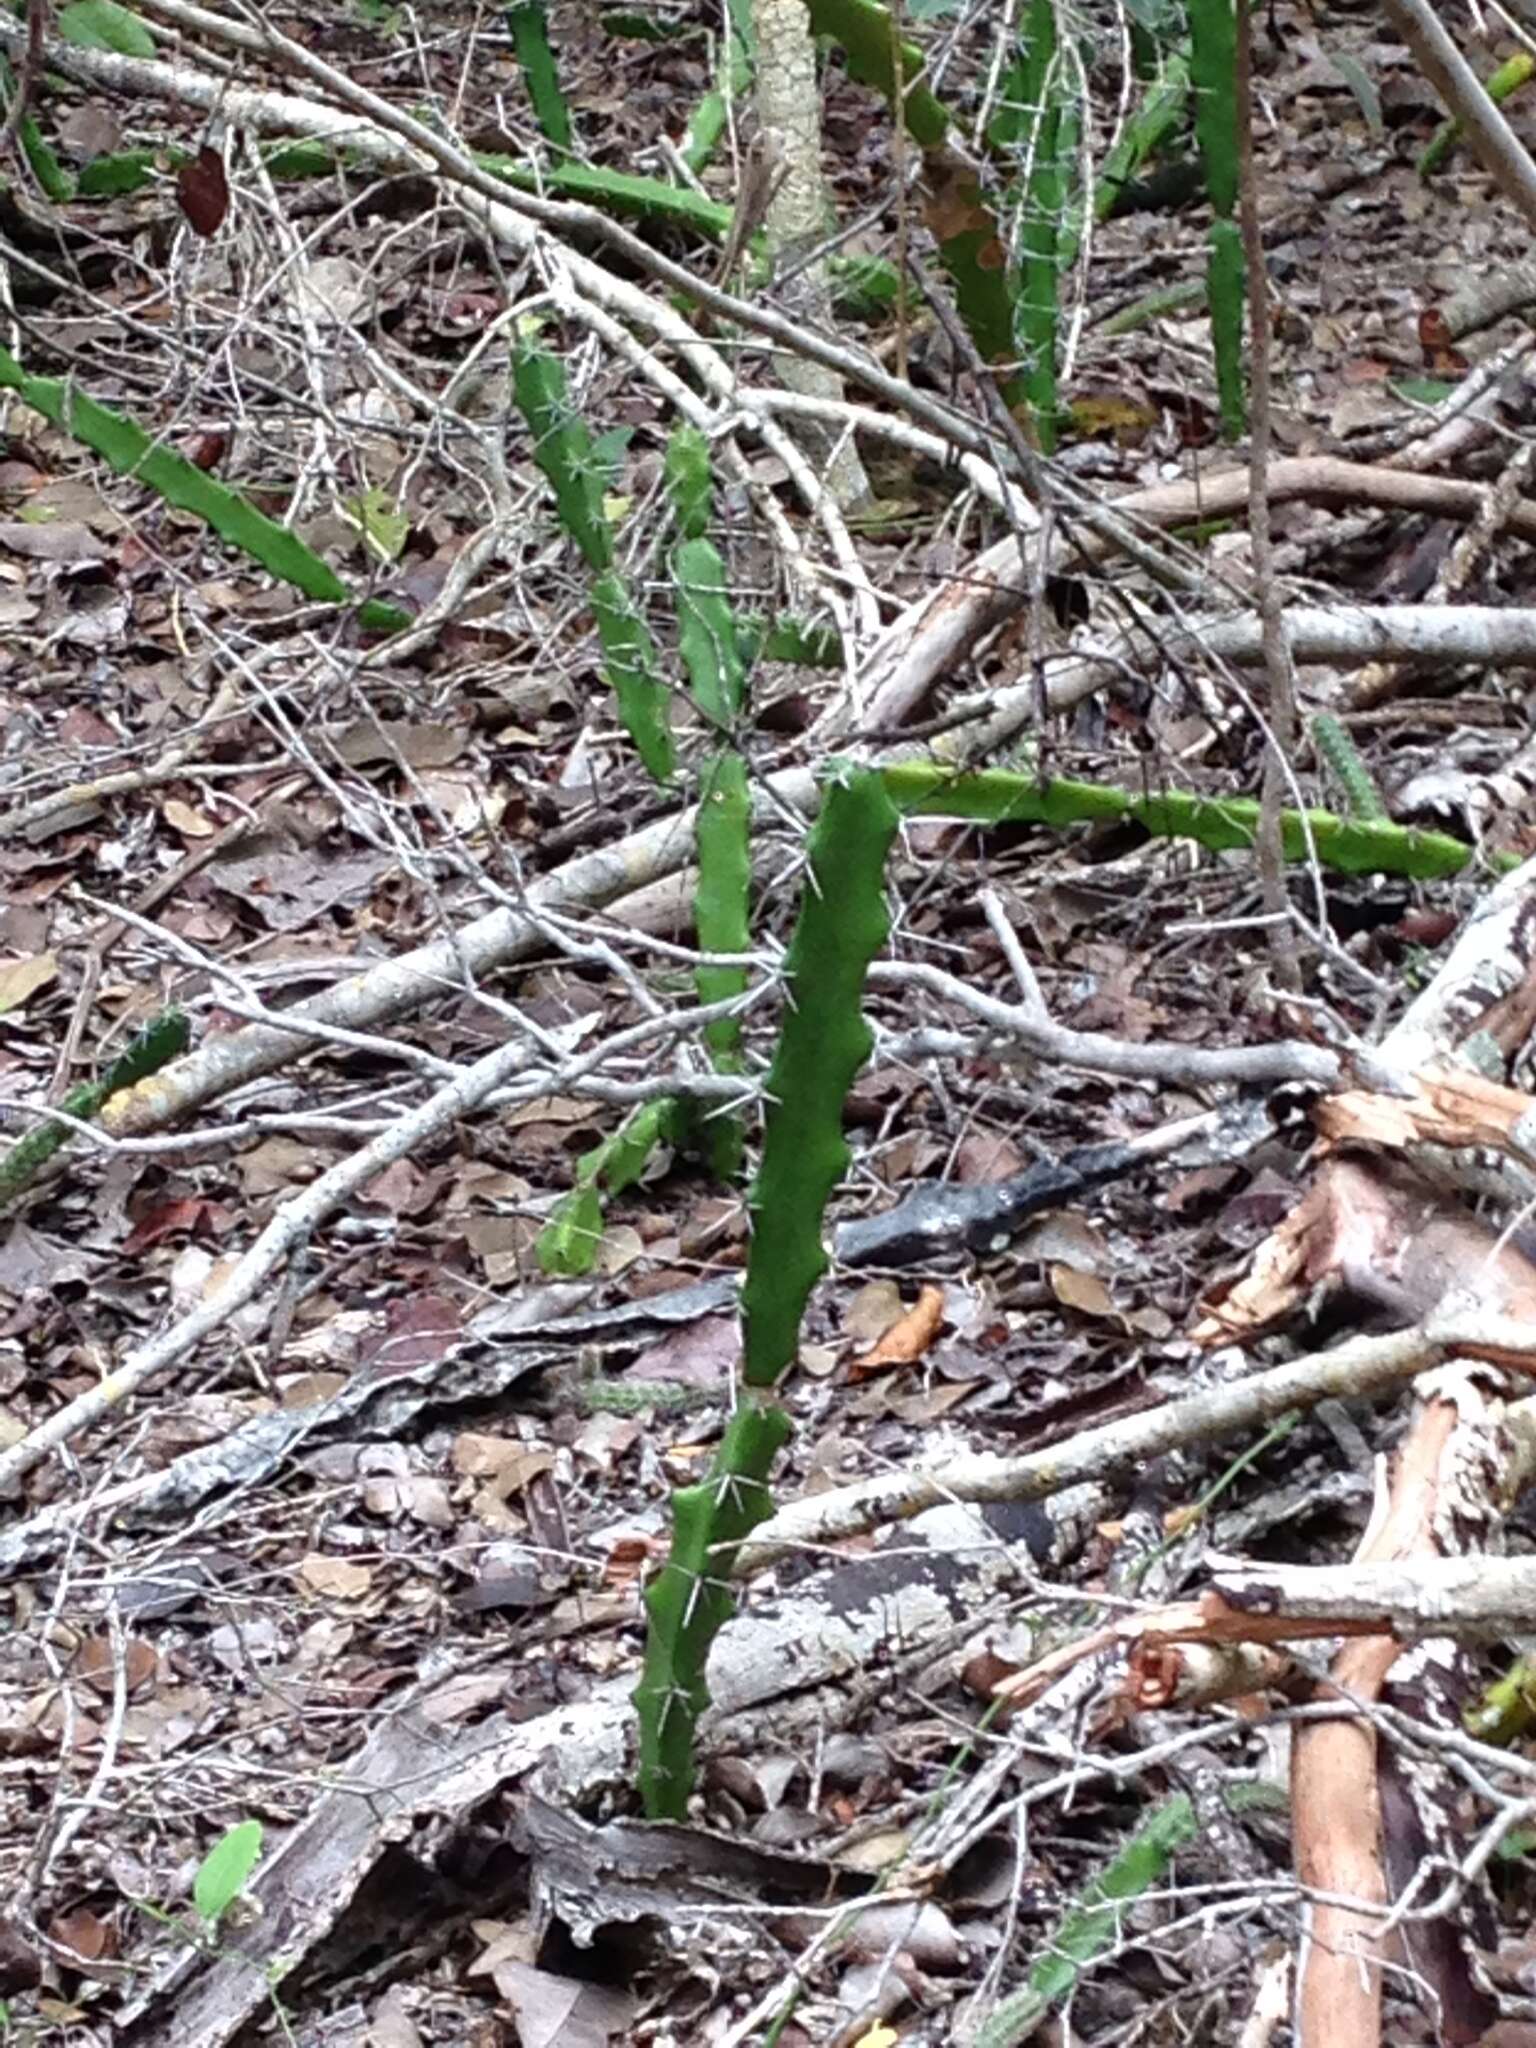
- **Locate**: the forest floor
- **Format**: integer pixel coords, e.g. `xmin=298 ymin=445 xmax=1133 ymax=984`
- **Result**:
xmin=1 ymin=1 xmax=1536 ymax=2044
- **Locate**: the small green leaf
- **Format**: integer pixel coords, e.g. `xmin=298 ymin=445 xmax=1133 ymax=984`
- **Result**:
xmin=345 ymin=487 xmax=410 ymax=563
xmin=193 ymin=1819 xmax=263 ymax=1925
xmin=58 ymin=0 xmax=157 ymax=56
xmin=537 ymin=1184 xmax=603 ymax=1277
xmin=78 ymin=147 xmax=163 ymax=197
xmin=975 ymin=1797 xmax=1197 ymax=2046
xmin=1387 ymin=377 xmax=1458 ymax=407
xmin=1326 ymin=49 xmax=1382 ymax=137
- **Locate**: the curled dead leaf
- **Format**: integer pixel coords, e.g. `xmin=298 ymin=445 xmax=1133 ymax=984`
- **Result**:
xmin=851 ymin=1285 xmax=946 ymax=1378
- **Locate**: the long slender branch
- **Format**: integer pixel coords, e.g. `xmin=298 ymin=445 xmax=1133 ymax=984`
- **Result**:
xmin=737 ymin=1305 xmax=1536 ymax=1571
xmin=73 ymin=602 xmax=1535 ymax=1141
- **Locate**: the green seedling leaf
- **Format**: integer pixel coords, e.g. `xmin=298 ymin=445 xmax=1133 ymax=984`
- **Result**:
xmin=58 ymin=0 xmax=156 ymax=56
xmin=537 ymin=1183 xmax=604 ymax=1277
xmin=682 ymin=0 xmax=754 ymax=171
xmin=1420 ymin=50 xmax=1534 ymax=176
xmin=19 ymin=115 xmax=73 ymax=202
xmin=265 ymin=138 xmax=338 ymax=178
xmin=507 ymin=0 xmax=572 ymax=148
xmin=511 ymin=339 xmax=613 ymax=572
xmin=745 ymin=614 xmax=843 ymax=667
xmin=829 ymin=248 xmax=902 ymax=315
xmin=481 ymin=151 xmax=734 ymax=239
xmin=1098 ymin=275 xmax=1206 ymax=337
xmin=600 ymin=1097 xmax=680 ymax=1194
xmin=674 ymin=538 xmax=746 ymax=730
xmin=193 ymin=1819 xmax=264 ymax=1925
xmin=1124 ymin=0 xmax=1183 ymax=32
xmin=1088 ymin=53 xmax=1189 ymax=230
xmin=591 ymin=425 xmax=634 ymax=489
xmin=1388 ymin=376 xmax=1458 ymax=407
xmin=537 ymin=1100 xmax=680 ymax=1276
xmin=603 ymin=9 xmax=692 ymax=39
xmin=78 ymin=146 xmax=164 ymax=196
xmin=345 ymin=487 xmax=410 ymax=564
xmin=1326 ymin=49 xmax=1382 ymax=137
xmin=926 ymin=147 xmax=1023 ymax=389
xmin=1465 ymin=1653 xmax=1536 ymax=1746
xmin=0 ymin=348 xmax=352 ymax=603
xmin=0 ymin=61 xmax=72 ymax=201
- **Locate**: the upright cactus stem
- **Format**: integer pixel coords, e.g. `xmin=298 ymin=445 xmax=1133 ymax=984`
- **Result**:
xmin=1189 ymin=0 xmax=1246 ymax=436
xmin=634 ymin=768 xmax=900 ymax=1818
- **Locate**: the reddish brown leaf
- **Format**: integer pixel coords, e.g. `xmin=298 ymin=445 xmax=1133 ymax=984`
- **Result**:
xmin=850 ymin=1285 xmax=946 ymax=1378
xmin=121 ymin=1197 xmax=230 ymax=1256
xmin=49 ymin=1906 xmax=115 ymax=1963
xmin=176 ymin=145 xmax=229 ymax=237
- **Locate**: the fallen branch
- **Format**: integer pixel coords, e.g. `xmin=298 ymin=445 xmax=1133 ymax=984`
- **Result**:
xmin=736 ymin=1319 xmax=1453 ymax=1572
xmin=87 ymin=612 xmax=1531 ymax=1144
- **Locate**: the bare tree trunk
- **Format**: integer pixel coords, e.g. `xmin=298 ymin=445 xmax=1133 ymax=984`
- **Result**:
xmin=751 ymin=0 xmax=871 ymax=510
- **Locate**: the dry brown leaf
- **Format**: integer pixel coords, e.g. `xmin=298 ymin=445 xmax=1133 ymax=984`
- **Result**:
xmin=49 ymin=1906 xmax=114 ymax=1963
xmin=279 ymin=1372 xmax=348 ymax=1410
xmin=841 ymin=1279 xmax=905 ymax=1347
xmin=419 ymin=1671 xmax=506 ymax=1725
xmin=453 ymin=1431 xmax=520 ymax=1478
xmin=0 ymin=952 xmax=56 ymax=1015
xmin=851 ymin=1285 xmax=946 ymax=1377
xmin=1049 ymin=1264 xmax=1119 ymax=1319
xmin=953 ymin=1132 xmax=1025 ymax=1183
xmin=298 ymin=1554 xmax=373 ymax=1599
xmin=161 ymin=797 xmax=214 ymax=837
xmin=502 ymin=1095 xmax=598 ymax=1130
xmin=239 ymin=1134 xmax=323 ymax=1195
xmin=883 ymin=1380 xmax=982 ymax=1424
xmin=76 ymin=1633 xmax=158 ymax=1697
xmin=1014 ymin=1211 xmax=1112 ymax=1270
xmin=489 ymin=1961 xmax=634 ymax=2048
